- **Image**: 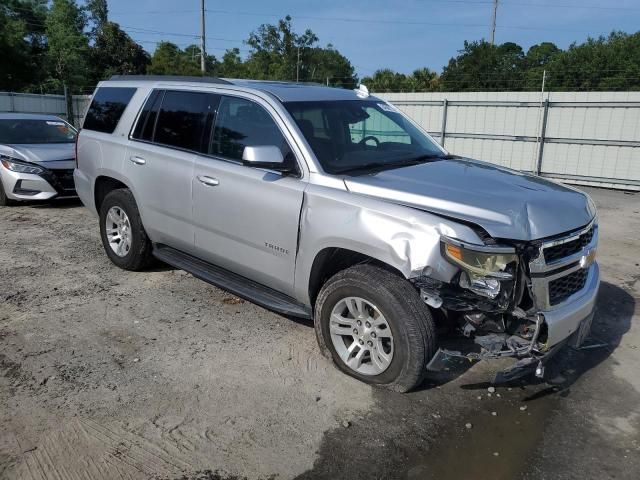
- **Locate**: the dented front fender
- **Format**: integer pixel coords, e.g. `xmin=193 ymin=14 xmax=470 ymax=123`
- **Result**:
xmin=294 ymin=182 xmax=484 ymax=305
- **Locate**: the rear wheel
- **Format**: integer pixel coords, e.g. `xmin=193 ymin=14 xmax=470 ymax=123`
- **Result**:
xmin=0 ymin=180 xmax=17 ymax=206
xmin=314 ymin=264 xmax=437 ymax=392
xmin=99 ymin=188 xmax=153 ymax=271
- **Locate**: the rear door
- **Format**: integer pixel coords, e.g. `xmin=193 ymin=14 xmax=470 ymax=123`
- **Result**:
xmin=125 ymin=89 xmax=216 ymax=253
xmin=192 ymin=94 xmax=306 ymax=296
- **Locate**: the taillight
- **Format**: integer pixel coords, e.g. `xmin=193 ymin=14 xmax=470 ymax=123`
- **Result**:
xmin=75 ymin=129 xmax=80 ymax=168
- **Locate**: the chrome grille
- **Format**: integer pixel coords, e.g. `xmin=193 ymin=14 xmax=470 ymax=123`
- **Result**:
xmin=548 ymin=268 xmax=588 ymax=306
xmin=544 ymin=227 xmax=594 ymax=263
xmin=529 ymin=220 xmax=597 ymax=310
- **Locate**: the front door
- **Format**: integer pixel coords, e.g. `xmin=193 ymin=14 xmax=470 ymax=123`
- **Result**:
xmin=192 ymin=94 xmax=306 ymax=296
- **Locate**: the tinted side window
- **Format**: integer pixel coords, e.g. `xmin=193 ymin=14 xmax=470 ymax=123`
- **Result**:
xmin=154 ymin=91 xmax=214 ymax=152
xmin=131 ymin=90 xmax=162 ymax=141
xmin=210 ymin=96 xmax=292 ymax=162
xmin=83 ymin=87 xmax=136 ymax=133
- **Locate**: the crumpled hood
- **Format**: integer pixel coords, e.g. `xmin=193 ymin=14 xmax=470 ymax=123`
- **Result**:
xmin=2 ymin=143 xmax=75 ymax=165
xmin=343 ymin=158 xmax=595 ymax=241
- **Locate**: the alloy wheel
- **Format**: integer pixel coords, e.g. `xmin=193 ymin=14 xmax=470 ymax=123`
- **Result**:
xmin=329 ymin=296 xmax=394 ymax=375
xmin=105 ymin=206 xmax=132 ymax=257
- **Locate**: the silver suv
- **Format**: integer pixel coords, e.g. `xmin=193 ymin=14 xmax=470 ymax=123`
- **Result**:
xmin=75 ymin=76 xmax=599 ymax=392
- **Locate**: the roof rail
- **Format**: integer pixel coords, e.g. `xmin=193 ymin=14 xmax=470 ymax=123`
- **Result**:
xmin=108 ymin=75 xmax=231 ymax=85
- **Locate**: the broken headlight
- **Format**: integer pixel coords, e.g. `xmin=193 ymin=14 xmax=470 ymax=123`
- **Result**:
xmin=442 ymin=237 xmax=518 ymax=299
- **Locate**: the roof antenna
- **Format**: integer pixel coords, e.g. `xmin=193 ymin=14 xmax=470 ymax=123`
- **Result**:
xmin=355 ymin=84 xmax=369 ymax=98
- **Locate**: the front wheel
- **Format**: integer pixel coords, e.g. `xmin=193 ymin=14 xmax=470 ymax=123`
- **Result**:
xmin=314 ymin=264 xmax=436 ymax=392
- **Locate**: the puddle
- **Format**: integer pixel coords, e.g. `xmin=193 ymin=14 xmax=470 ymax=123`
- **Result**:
xmin=405 ymin=386 xmax=558 ymax=480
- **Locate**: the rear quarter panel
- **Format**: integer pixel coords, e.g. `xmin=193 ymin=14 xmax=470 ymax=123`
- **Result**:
xmin=75 ymin=85 xmax=151 ymax=215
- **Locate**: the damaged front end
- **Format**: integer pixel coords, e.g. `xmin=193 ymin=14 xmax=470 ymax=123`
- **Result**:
xmin=412 ymin=236 xmax=555 ymax=382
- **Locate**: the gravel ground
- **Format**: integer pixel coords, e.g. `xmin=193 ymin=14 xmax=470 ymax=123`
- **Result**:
xmin=1 ymin=186 xmax=639 ymax=480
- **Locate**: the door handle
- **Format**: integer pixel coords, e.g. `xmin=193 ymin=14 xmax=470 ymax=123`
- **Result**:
xmin=130 ymin=156 xmax=146 ymax=165
xmin=197 ymin=175 xmax=220 ymax=187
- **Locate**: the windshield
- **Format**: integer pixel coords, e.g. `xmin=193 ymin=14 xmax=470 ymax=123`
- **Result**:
xmin=0 ymin=119 xmax=77 ymax=144
xmin=284 ymin=100 xmax=445 ymax=174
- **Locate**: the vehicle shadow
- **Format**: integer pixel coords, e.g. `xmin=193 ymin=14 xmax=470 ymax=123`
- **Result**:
xmin=418 ymin=281 xmax=634 ymax=393
xmin=26 ymin=198 xmax=83 ymax=209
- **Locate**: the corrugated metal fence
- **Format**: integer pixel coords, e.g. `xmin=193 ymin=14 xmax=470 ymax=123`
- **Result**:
xmin=0 ymin=92 xmax=91 ymax=127
xmin=378 ymin=91 xmax=640 ymax=191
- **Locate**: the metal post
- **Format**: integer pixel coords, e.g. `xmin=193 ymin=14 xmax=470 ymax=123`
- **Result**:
xmin=490 ymin=0 xmax=498 ymax=45
xmin=200 ymin=0 xmax=206 ymax=74
xmin=535 ymin=99 xmax=550 ymax=175
xmin=9 ymin=92 xmax=15 ymax=112
xmin=63 ymin=83 xmax=73 ymax=124
xmin=440 ymin=99 xmax=448 ymax=147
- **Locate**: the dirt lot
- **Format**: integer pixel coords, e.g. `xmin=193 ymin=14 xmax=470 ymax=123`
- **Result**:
xmin=1 ymin=186 xmax=639 ymax=480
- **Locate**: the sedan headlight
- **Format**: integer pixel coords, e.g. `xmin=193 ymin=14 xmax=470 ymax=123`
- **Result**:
xmin=0 ymin=155 xmax=44 ymax=174
xmin=442 ymin=237 xmax=518 ymax=299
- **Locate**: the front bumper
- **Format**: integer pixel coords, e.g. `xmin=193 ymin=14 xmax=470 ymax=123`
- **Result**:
xmin=541 ymin=262 xmax=599 ymax=348
xmin=425 ymin=262 xmax=599 ymax=377
xmin=1 ymin=166 xmax=76 ymax=201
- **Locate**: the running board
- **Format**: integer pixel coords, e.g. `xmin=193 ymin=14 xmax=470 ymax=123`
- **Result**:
xmin=153 ymin=245 xmax=312 ymax=319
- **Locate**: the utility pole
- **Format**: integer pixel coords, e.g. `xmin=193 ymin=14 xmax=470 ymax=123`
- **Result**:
xmin=490 ymin=0 xmax=498 ymax=45
xmin=200 ymin=0 xmax=206 ymax=74
xmin=296 ymin=46 xmax=301 ymax=82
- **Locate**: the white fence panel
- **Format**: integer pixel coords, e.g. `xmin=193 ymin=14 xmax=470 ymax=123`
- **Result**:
xmin=379 ymin=91 xmax=640 ymax=191
xmin=0 ymin=92 xmax=91 ymax=127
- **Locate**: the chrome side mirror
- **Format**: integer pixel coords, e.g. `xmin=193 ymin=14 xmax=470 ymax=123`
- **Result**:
xmin=242 ymin=145 xmax=285 ymax=169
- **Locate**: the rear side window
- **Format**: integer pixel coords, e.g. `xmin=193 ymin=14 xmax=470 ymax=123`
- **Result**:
xmin=131 ymin=90 xmax=163 ymax=141
xmin=153 ymin=90 xmax=215 ymax=152
xmin=83 ymin=87 xmax=136 ymax=133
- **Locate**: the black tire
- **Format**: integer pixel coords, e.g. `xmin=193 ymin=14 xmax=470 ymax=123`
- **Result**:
xmin=0 ymin=180 xmax=17 ymax=206
xmin=99 ymin=188 xmax=154 ymax=271
xmin=314 ymin=264 xmax=437 ymax=392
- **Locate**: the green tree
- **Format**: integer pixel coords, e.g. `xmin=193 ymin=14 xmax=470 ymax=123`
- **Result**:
xmin=85 ymin=0 xmax=107 ymax=31
xmin=45 ymin=0 xmax=90 ymax=93
xmin=148 ymin=41 xmax=216 ymax=76
xmin=544 ymin=32 xmax=640 ymax=91
xmin=305 ymin=45 xmax=357 ymax=88
xmin=90 ymin=21 xmax=150 ymax=82
xmin=234 ymin=16 xmax=357 ymax=87
xmin=218 ymin=48 xmax=248 ymax=78
xmin=0 ymin=0 xmax=49 ymax=91
xmin=440 ymin=40 xmax=526 ymax=91
xmin=0 ymin=4 xmax=31 ymax=90
xmin=361 ymin=69 xmax=408 ymax=92
xmin=406 ymin=68 xmax=440 ymax=91
xmin=360 ymin=68 xmax=439 ymax=92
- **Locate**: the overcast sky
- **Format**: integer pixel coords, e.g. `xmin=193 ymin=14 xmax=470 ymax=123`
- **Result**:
xmin=106 ymin=0 xmax=640 ymax=77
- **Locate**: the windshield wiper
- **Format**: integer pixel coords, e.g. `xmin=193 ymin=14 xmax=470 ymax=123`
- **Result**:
xmin=335 ymin=153 xmax=456 ymax=175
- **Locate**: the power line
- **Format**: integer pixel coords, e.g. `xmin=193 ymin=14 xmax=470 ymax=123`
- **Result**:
xmin=10 ymin=5 xmax=635 ymax=34
xmin=107 ymin=2 xmax=640 ymax=13
xmin=201 ymin=9 xmax=627 ymax=33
